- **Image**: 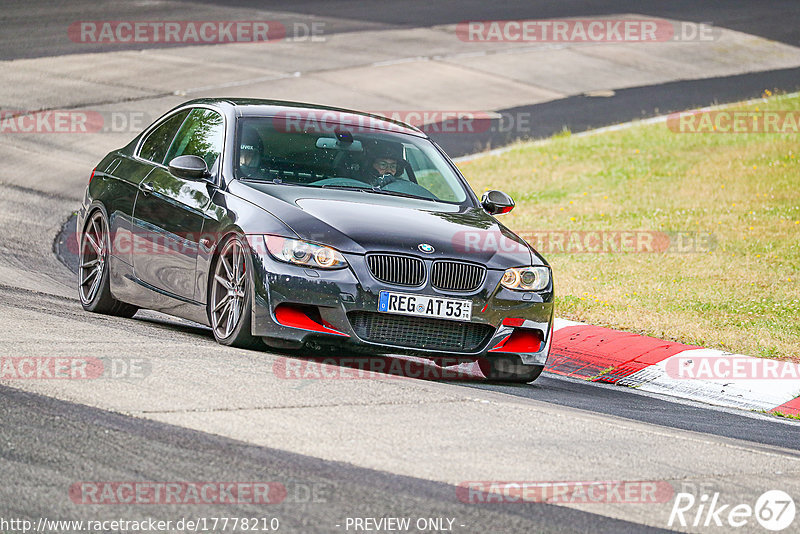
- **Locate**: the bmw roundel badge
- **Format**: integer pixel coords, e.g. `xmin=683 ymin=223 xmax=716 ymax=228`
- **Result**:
xmin=418 ymin=243 xmax=435 ymax=253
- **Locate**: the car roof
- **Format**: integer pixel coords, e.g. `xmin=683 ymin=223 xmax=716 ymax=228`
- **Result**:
xmin=180 ymin=98 xmax=427 ymax=138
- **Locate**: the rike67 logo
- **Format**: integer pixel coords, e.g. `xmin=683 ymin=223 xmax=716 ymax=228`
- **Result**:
xmin=669 ymin=489 xmax=796 ymax=531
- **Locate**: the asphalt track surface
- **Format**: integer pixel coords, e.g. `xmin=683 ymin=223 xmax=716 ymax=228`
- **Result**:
xmin=4 ymin=0 xmax=800 ymax=60
xmin=437 ymin=67 xmax=800 ymax=157
xmin=0 ymin=385 xmax=672 ymax=534
xmin=3 ymin=1 xmax=800 ymax=533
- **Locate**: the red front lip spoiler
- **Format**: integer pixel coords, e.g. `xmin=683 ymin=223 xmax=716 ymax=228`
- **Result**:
xmin=274 ymin=304 xmax=349 ymax=337
xmin=489 ymin=328 xmax=543 ymax=354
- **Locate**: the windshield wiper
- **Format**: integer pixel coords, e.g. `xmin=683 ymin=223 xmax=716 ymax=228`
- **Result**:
xmin=320 ymin=183 xmax=438 ymax=202
xmin=319 ymin=184 xmax=373 ymax=192
xmin=371 ymin=188 xmax=439 ymax=201
xmin=240 ymin=177 xmax=308 ymax=187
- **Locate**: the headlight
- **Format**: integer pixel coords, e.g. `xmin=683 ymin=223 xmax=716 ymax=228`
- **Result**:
xmin=264 ymin=236 xmax=347 ymax=269
xmin=500 ymin=266 xmax=550 ymax=291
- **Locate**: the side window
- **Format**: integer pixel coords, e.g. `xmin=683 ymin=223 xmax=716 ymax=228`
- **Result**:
xmin=138 ymin=110 xmax=190 ymax=164
xmin=165 ymin=108 xmax=225 ymax=171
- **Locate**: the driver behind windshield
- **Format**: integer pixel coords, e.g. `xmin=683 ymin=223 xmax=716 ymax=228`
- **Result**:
xmin=361 ymin=142 xmax=407 ymax=187
xmin=238 ymin=128 xmax=264 ymax=178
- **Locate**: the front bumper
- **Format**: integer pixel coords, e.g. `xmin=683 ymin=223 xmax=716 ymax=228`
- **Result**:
xmin=247 ymin=242 xmax=554 ymax=366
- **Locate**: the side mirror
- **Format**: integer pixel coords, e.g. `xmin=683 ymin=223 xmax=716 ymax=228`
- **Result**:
xmin=481 ymin=190 xmax=515 ymax=215
xmin=168 ymin=155 xmax=209 ymax=180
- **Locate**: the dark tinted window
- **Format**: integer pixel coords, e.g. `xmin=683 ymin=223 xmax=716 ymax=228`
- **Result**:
xmin=234 ymin=117 xmax=468 ymax=204
xmin=138 ymin=110 xmax=190 ymax=164
xmin=165 ymin=108 xmax=225 ymax=170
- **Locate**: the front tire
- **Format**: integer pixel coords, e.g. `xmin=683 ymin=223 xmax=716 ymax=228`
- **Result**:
xmin=78 ymin=209 xmax=138 ymax=317
xmin=481 ymin=357 xmax=544 ymax=383
xmin=208 ymin=234 xmax=263 ymax=350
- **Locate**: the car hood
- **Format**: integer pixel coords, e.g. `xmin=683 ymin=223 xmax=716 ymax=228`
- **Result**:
xmin=230 ymin=181 xmax=538 ymax=269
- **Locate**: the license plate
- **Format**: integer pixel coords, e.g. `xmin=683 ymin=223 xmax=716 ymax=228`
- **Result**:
xmin=378 ymin=291 xmax=472 ymax=321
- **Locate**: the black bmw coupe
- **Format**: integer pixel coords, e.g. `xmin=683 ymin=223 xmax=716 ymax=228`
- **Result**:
xmin=78 ymin=99 xmax=553 ymax=382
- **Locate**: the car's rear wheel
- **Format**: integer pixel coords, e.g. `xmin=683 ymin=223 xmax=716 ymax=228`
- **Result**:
xmin=481 ymin=357 xmax=544 ymax=383
xmin=209 ymin=235 xmax=263 ymax=349
xmin=78 ymin=210 xmax=138 ymax=317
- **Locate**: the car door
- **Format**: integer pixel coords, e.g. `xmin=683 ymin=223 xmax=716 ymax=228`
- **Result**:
xmin=131 ymin=107 xmax=224 ymax=302
xmin=104 ymin=109 xmax=189 ymax=268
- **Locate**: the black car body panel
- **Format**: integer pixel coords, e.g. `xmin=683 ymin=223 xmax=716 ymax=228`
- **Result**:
xmin=229 ymin=180 xmax=534 ymax=268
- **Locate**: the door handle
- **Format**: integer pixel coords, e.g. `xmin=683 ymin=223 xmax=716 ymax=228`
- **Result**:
xmin=139 ymin=181 xmax=155 ymax=194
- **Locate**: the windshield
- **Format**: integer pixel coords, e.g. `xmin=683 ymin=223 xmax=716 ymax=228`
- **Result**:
xmin=234 ymin=116 xmax=470 ymax=204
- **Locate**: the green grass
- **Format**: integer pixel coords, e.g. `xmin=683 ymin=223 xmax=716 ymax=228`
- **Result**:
xmin=771 ymin=410 xmax=800 ymax=421
xmin=459 ymin=91 xmax=800 ymax=360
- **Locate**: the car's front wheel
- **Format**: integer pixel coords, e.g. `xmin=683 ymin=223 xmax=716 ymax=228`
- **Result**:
xmin=481 ymin=357 xmax=544 ymax=383
xmin=78 ymin=209 xmax=138 ymax=317
xmin=208 ymin=234 xmax=263 ymax=349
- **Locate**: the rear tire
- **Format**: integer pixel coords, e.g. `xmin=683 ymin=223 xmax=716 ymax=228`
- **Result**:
xmin=208 ymin=234 xmax=264 ymax=350
xmin=481 ymin=357 xmax=544 ymax=383
xmin=78 ymin=209 xmax=138 ymax=318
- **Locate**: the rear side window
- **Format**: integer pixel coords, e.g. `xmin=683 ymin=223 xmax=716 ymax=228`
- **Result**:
xmin=138 ymin=110 xmax=190 ymax=164
xmin=165 ymin=108 xmax=225 ymax=170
